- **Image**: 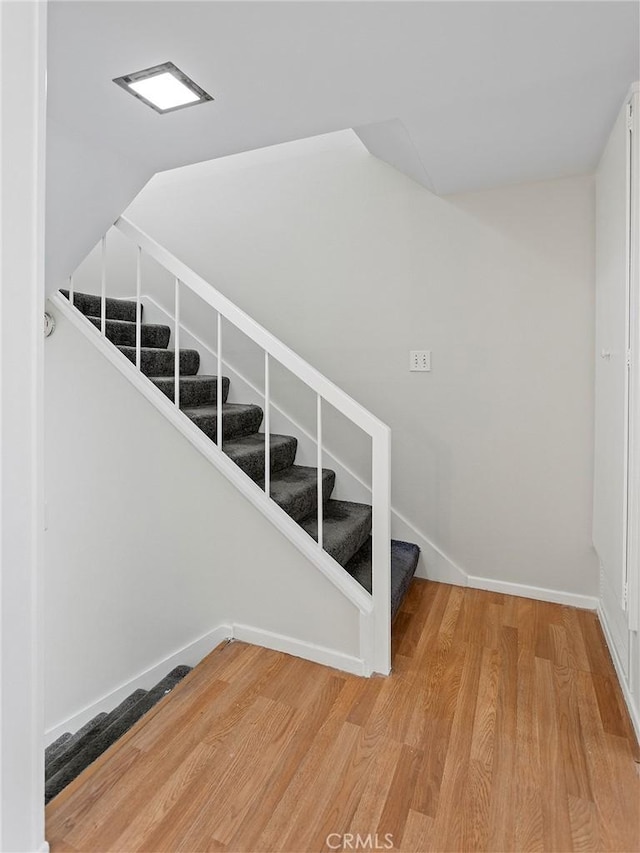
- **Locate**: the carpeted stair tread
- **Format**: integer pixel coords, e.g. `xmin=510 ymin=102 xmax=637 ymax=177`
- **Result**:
xmin=61 ymin=289 xmax=138 ymax=323
xmin=45 ymin=712 xmax=108 ymax=778
xmin=223 ymin=433 xmax=298 ymax=480
xmin=299 ymin=500 xmax=372 ymax=567
xmin=259 ymin=465 xmax=336 ymax=523
xmin=87 ymin=316 xmax=170 ymax=348
xmin=344 ymin=538 xmax=420 ymax=620
xmin=45 ymin=691 xmax=146 ymax=783
xmin=118 ymin=346 xmax=200 ymax=377
xmin=45 ymin=732 xmax=72 ymax=765
xmin=183 ymin=403 xmax=263 ymax=442
xmin=45 ymin=667 xmax=191 ymax=804
xmin=150 ymin=375 xmax=230 ymax=407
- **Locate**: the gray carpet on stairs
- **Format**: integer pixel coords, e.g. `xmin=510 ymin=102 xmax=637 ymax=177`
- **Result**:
xmin=61 ymin=289 xmax=138 ymax=323
xmin=345 ymin=538 xmax=421 ymax=620
xmin=87 ymin=316 xmax=171 ymax=348
xmin=300 ymin=500 xmax=373 ymax=566
xmin=259 ymin=465 xmax=336 ymax=523
xmin=151 ymin=375 xmax=230 ymax=407
xmin=223 ymin=433 xmax=297 ymax=480
xmin=182 ymin=402 xmax=264 ymax=441
xmin=45 ymin=667 xmax=191 ymax=804
xmin=119 ymin=345 xmax=200 ymax=376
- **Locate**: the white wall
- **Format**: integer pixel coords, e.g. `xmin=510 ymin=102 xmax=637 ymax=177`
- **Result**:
xmin=0 ymin=1 xmax=47 ymax=850
xmin=44 ymin=307 xmax=359 ymax=734
xmin=119 ymin=135 xmax=599 ymax=600
xmin=45 ymin=118 xmax=152 ymax=297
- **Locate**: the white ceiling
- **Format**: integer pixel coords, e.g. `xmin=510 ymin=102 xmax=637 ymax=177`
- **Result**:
xmin=48 ymin=0 xmax=638 ymax=197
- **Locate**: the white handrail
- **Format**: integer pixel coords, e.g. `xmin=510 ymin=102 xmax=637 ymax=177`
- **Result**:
xmin=110 ymin=215 xmax=392 ymax=674
xmin=115 ymin=217 xmax=389 ymax=443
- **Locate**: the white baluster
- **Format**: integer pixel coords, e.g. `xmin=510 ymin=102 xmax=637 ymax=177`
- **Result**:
xmin=174 ymin=278 xmax=180 ymax=408
xmin=135 ymin=246 xmax=141 ymax=371
xmin=68 ymin=274 xmax=74 ymax=307
xmin=371 ymin=426 xmax=391 ymax=674
xmin=264 ymin=352 xmax=270 ymax=497
xmin=317 ymin=394 xmax=323 ymax=550
xmin=100 ymin=235 xmax=107 ymax=336
xmin=217 ymin=313 xmax=223 ymax=447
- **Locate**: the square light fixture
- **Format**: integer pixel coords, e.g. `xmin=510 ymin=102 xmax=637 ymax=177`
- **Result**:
xmin=113 ymin=61 xmax=213 ymax=114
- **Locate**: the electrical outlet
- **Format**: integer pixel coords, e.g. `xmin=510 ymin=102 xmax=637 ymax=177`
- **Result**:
xmin=409 ymin=350 xmax=431 ymax=372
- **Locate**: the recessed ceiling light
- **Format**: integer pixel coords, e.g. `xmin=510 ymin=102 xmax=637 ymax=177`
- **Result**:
xmin=113 ymin=61 xmax=213 ymax=114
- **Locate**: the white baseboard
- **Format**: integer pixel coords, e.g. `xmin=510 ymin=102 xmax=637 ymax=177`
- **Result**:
xmin=232 ymin=623 xmax=365 ymax=676
xmin=45 ymin=620 xmax=366 ymax=745
xmin=38 ymin=842 xmax=50 ymax=852
xmin=394 ymin=509 xmax=597 ymax=611
xmin=391 ymin=510 xmax=468 ymax=586
xmin=466 ymin=574 xmax=598 ymax=610
xmin=597 ymin=605 xmax=640 ymax=743
xmin=45 ymin=624 xmax=232 ymax=745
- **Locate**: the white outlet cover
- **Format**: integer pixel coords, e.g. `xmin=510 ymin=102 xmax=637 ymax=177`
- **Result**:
xmin=409 ymin=350 xmax=431 ymax=371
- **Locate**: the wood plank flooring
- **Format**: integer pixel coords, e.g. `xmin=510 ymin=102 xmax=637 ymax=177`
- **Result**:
xmin=46 ymin=581 xmax=640 ymax=852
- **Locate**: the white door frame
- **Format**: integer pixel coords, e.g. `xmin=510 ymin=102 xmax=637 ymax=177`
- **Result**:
xmin=627 ymin=87 xmax=640 ymax=637
xmin=0 ymin=1 xmax=48 ymax=850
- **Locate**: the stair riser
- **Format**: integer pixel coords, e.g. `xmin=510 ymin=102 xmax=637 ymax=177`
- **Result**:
xmin=226 ymin=437 xmax=297 ymax=481
xmin=118 ymin=347 xmax=200 ymax=377
xmin=87 ymin=317 xmax=170 ymax=348
xmin=61 ymin=290 xmax=138 ymax=323
xmin=152 ymin=376 xmax=230 ymax=407
xmin=189 ymin=409 xmax=263 ymax=442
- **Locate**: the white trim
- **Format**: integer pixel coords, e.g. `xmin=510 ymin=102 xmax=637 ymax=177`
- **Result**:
xmin=46 ymin=619 xmax=366 ymax=748
xmin=39 ymin=843 xmax=50 ymax=853
xmin=624 ymin=82 xmax=640 ymax=104
xmin=626 ymin=89 xmax=640 ymax=631
xmin=466 ymin=574 xmax=598 ymax=610
xmin=0 ymin=2 xmax=47 ymax=849
xmin=45 ymin=625 xmax=232 ymax=745
xmin=359 ymin=612 xmax=375 ymax=677
xmin=115 ymin=217 xmax=390 ymax=441
xmin=231 ymin=623 xmax=365 ymax=676
xmin=49 ymin=292 xmax=373 ymax=616
xmin=391 ymin=509 xmax=468 ymax=586
xmin=598 ymin=604 xmax=640 ymax=742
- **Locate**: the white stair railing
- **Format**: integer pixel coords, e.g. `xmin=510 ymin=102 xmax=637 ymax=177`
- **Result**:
xmin=68 ymin=217 xmax=392 ymax=675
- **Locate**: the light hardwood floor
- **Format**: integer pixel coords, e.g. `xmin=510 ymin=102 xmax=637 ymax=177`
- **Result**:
xmin=46 ymin=581 xmax=640 ymax=852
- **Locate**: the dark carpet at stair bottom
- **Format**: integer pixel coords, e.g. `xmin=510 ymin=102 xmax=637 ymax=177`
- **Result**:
xmin=45 ymin=666 xmax=191 ymax=803
xmin=345 ymin=539 xmax=421 ymax=620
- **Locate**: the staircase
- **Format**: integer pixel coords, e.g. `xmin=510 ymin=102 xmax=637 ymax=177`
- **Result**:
xmin=60 ymin=289 xmax=420 ymax=619
xmin=45 ymin=665 xmax=192 ymax=803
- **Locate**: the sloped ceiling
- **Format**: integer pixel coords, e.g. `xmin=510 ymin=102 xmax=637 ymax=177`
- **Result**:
xmin=46 ymin=0 xmax=639 ymax=287
xmin=49 ymin=0 xmax=639 ymax=193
